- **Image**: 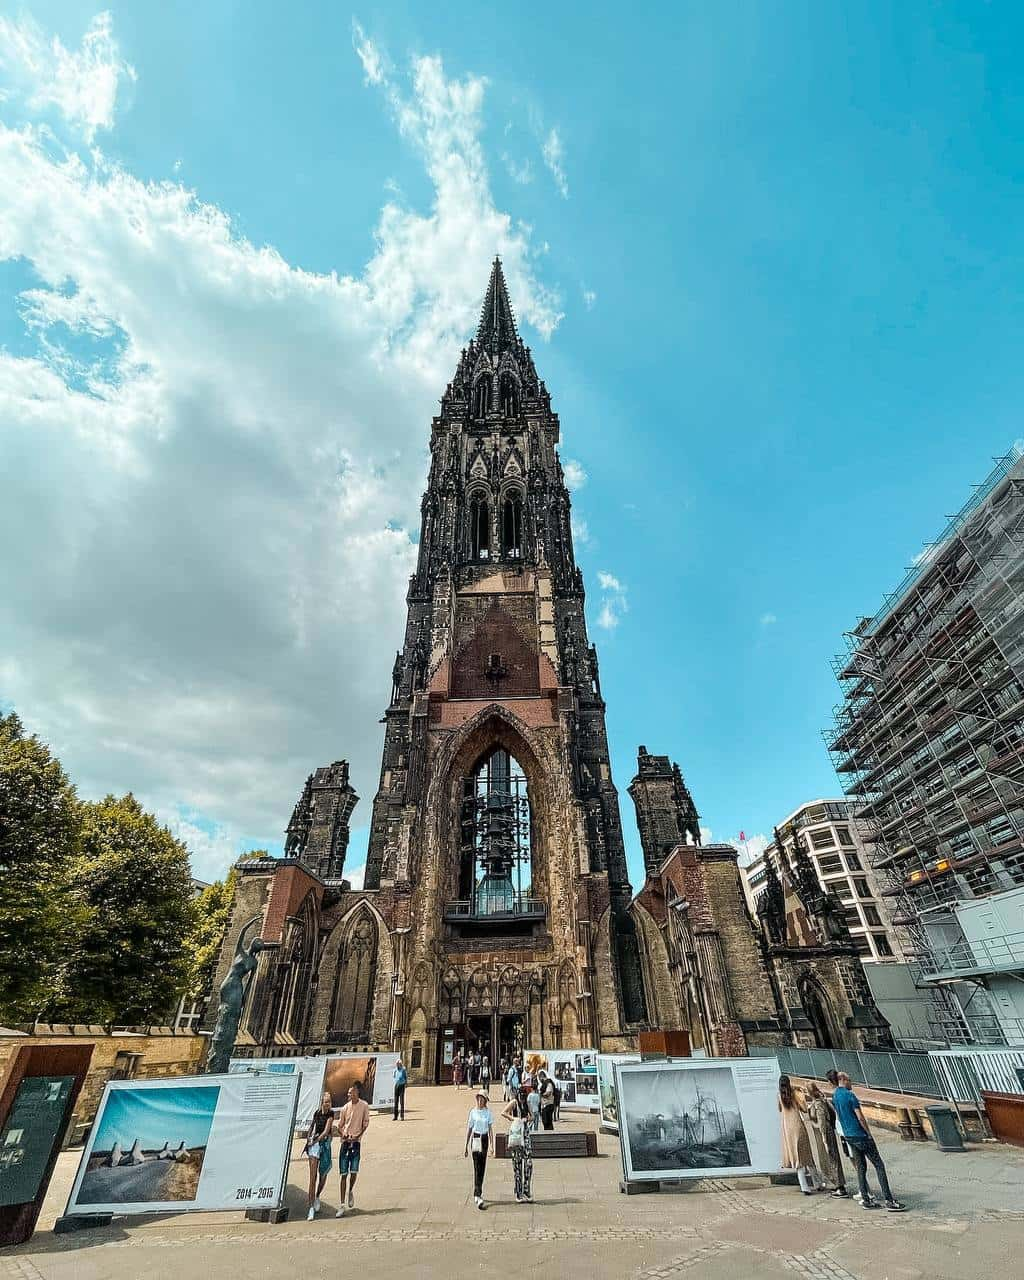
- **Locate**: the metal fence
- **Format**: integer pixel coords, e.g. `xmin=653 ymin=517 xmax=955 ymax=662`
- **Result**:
xmin=750 ymin=1043 xmax=1024 ymax=1105
xmin=748 ymin=1045 xmax=943 ymax=1098
xmin=928 ymin=1046 xmax=1024 ymax=1105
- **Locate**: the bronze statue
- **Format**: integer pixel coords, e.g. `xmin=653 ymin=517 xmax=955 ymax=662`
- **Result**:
xmin=207 ymin=917 xmax=279 ymax=1073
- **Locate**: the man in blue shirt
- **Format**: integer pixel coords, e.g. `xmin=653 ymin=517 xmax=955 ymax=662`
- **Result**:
xmin=832 ymin=1072 xmax=905 ymax=1212
xmin=393 ymin=1059 xmax=408 ymax=1121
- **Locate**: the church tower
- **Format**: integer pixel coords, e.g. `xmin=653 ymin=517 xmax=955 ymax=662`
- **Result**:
xmin=365 ymin=260 xmax=646 ymax=1070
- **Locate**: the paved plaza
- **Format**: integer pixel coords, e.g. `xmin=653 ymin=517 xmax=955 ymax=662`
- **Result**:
xmin=3 ymin=1086 xmax=1023 ymax=1280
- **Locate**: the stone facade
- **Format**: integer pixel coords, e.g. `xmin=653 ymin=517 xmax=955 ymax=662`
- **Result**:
xmin=629 ymin=747 xmax=893 ymax=1053
xmin=205 ymin=262 xmax=646 ymax=1079
xmin=203 ymin=267 xmax=891 ymax=1076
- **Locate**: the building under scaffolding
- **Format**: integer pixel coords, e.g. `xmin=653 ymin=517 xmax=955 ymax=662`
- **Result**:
xmin=827 ymin=451 xmax=1024 ymax=1046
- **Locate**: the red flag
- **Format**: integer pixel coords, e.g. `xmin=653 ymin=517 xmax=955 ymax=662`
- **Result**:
xmin=738 ymin=830 xmax=746 ymax=842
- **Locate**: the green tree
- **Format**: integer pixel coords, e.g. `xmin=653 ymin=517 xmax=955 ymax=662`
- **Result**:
xmin=182 ymin=867 xmax=239 ymax=1002
xmin=0 ymin=711 xmax=81 ymax=1023
xmin=55 ymin=794 xmax=197 ymax=1024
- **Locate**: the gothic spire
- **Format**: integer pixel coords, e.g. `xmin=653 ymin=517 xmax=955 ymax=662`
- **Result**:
xmin=476 ymin=257 xmax=518 ymax=353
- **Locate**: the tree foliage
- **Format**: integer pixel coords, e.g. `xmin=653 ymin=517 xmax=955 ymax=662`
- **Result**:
xmin=53 ymin=794 xmax=198 ymax=1024
xmin=0 ymin=712 xmax=81 ymax=1023
xmin=182 ymin=867 xmax=239 ymax=1002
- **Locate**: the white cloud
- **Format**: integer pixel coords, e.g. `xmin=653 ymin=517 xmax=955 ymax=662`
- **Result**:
xmin=351 ymin=20 xmax=385 ymax=86
xmin=570 ymin=513 xmax=590 ymax=546
xmin=582 ymin=287 xmax=596 ymax=310
xmin=0 ymin=16 xmax=563 ymax=881
xmin=596 ymin=571 xmax=628 ymax=629
xmin=502 ymin=153 xmax=533 ymax=185
xmin=0 ymin=12 xmax=135 ymax=142
xmin=346 ymin=863 xmax=367 ymax=891
xmin=542 ymin=127 xmax=568 ymax=198
xmin=736 ymin=832 xmax=770 ymax=866
xmin=563 ymin=459 xmax=587 ymax=491
xmin=759 ymin=612 xmax=777 ymax=626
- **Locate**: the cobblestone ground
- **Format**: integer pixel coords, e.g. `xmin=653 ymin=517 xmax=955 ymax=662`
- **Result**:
xmin=3 ymin=1086 xmax=1022 ymax=1280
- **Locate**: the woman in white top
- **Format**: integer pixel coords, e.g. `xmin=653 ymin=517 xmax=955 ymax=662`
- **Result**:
xmin=464 ymin=1089 xmax=494 ymax=1209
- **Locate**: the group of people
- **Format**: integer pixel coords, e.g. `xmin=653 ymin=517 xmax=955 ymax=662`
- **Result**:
xmin=463 ymin=1055 xmax=571 ymax=1208
xmin=451 ymin=1050 xmax=492 ymax=1094
xmin=779 ymin=1069 xmax=906 ymax=1212
xmin=306 ymin=1057 xmax=908 ymax=1220
xmin=303 ymin=1059 xmax=408 ymax=1220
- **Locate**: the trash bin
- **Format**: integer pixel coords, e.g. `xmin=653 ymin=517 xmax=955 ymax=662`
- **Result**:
xmin=925 ymin=1104 xmax=966 ymax=1152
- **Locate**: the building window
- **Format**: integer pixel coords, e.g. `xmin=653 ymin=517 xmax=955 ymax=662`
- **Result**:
xmin=501 ymin=494 xmax=523 ymax=559
xmin=810 ymin=829 xmax=835 ymax=850
xmin=474 ymin=378 xmax=490 ymax=417
xmin=844 ymin=907 xmax=862 ymax=928
xmin=862 ymin=904 xmax=882 ymax=927
xmin=817 ymin=854 xmax=843 ymax=875
xmin=873 ymin=935 xmax=894 ymax=957
xmin=836 ymin=827 xmax=854 ymax=846
xmin=469 ymin=494 xmax=490 ymax=560
xmin=459 ymin=747 xmax=533 ymax=914
xmin=411 ymin=1040 xmax=423 ymax=1069
xmin=855 ymin=878 xmax=871 ymax=898
xmin=844 ymin=849 xmax=862 ymax=871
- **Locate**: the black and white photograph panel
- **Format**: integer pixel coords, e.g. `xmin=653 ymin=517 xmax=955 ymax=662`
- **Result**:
xmin=618 ymin=1066 xmax=751 ymax=1177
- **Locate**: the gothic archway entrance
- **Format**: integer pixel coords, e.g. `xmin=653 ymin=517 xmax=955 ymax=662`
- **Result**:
xmin=799 ymin=974 xmax=838 ymax=1049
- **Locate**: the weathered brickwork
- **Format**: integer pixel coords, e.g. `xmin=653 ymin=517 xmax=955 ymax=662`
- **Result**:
xmin=204 ymin=262 xmax=645 ymax=1078
xmin=628 ymin=741 xmax=893 ymax=1054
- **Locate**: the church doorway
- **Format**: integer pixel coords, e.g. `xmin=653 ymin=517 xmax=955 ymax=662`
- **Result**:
xmin=799 ymin=976 xmax=838 ymax=1049
xmin=498 ymin=1013 xmax=524 ymax=1066
xmin=467 ymin=1015 xmax=493 ymax=1067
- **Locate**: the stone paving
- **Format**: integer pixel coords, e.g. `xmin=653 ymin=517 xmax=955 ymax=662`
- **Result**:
xmin=2 ymin=1085 xmax=1023 ymax=1279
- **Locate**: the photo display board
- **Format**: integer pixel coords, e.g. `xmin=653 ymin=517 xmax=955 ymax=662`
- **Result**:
xmin=596 ymin=1052 xmax=640 ymax=1132
xmin=523 ymin=1048 xmax=600 ymax=1110
xmin=66 ymin=1073 xmax=299 ymax=1216
xmin=614 ymin=1056 xmax=782 ymax=1181
xmin=323 ymin=1053 xmax=398 ymax=1112
xmin=229 ymin=1057 xmax=326 ymax=1133
xmin=229 ymin=1052 xmax=399 ymax=1121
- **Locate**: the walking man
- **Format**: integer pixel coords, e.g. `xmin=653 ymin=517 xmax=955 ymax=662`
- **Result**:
xmin=336 ymin=1083 xmax=371 ymax=1217
xmin=393 ymin=1058 xmax=408 ymax=1121
xmin=832 ymin=1073 xmax=906 ymax=1212
xmin=480 ymin=1056 xmax=491 ymax=1098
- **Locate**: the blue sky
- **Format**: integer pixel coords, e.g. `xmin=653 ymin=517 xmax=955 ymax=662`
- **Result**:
xmin=2 ymin=4 xmax=1024 ymax=886
xmin=93 ymin=1084 xmax=218 ymax=1152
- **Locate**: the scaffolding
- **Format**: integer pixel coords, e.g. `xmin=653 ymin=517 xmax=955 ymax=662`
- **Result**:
xmin=826 ymin=451 xmax=1024 ymax=1044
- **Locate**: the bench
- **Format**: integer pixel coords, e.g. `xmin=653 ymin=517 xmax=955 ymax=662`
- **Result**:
xmin=495 ymin=1130 xmax=597 ymax=1158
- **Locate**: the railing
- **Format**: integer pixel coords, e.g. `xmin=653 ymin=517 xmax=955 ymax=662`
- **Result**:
xmin=444 ymin=893 xmax=545 ymax=921
xmin=749 ymin=1042 xmax=1024 ymax=1105
xmin=929 ymin=1045 xmax=1024 ymax=1104
xmin=749 ymin=1045 xmax=943 ymax=1098
xmin=914 ymin=929 xmax=1024 ymax=979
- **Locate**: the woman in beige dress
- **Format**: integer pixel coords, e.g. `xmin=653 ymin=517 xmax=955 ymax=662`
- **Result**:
xmin=778 ymin=1075 xmax=821 ymax=1195
xmin=805 ymin=1083 xmax=848 ymax=1197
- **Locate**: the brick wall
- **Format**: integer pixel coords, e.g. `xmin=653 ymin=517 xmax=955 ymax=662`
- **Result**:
xmin=0 ymin=1029 xmax=206 ymax=1143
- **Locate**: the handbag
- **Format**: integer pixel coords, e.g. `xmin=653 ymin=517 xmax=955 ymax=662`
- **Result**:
xmin=471 ymin=1134 xmax=483 ymax=1154
xmin=508 ymin=1118 xmax=525 ymax=1149
xmin=305 ymin=1140 xmax=321 ymax=1159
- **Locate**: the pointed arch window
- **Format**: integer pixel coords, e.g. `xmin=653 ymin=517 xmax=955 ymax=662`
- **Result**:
xmin=459 ymin=748 xmax=533 ymax=916
xmin=469 ymin=494 xmax=490 ymax=561
xmin=501 ymin=493 xmax=523 ymax=560
xmin=474 ymin=378 xmax=490 ymax=417
xmin=499 ymin=373 xmax=519 ymax=417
